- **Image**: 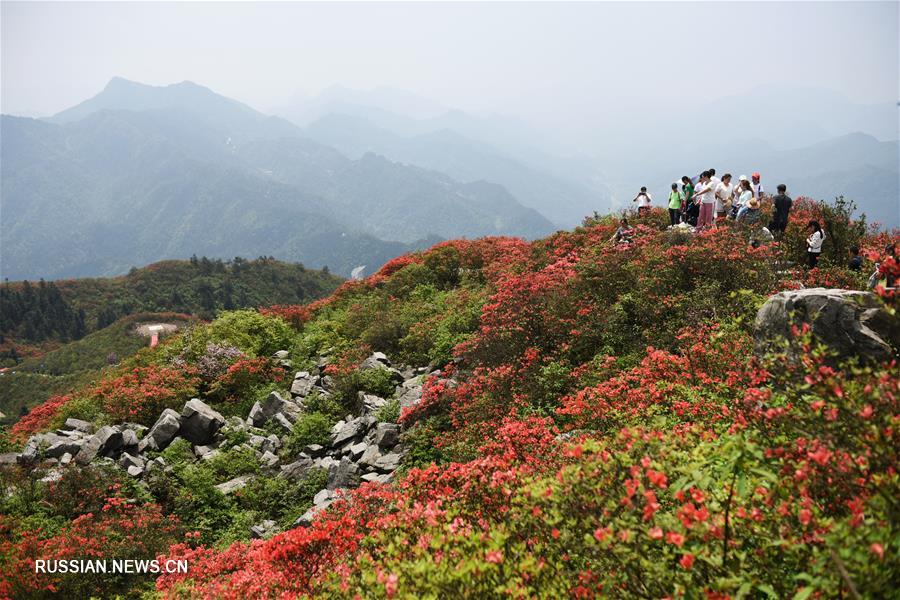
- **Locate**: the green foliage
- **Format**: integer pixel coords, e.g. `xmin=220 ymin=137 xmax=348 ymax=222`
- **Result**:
xmin=240 ymin=468 xmax=328 ymax=529
xmin=172 ymin=310 xmax=295 ymax=361
xmin=302 ymin=391 xmax=346 ymax=421
xmin=355 ymin=367 xmax=398 ymax=397
xmin=329 ymin=367 xmax=400 ymax=413
xmin=375 ymin=398 xmax=401 ymax=423
xmin=51 ymin=393 xmax=104 ymax=427
xmin=781 ymin=196 xmax=868 ymax=268
xmin=284 ymin=412 xmax=336 ymax=457
xmin=399 ymin=417 xmax=448 ymax=470
xmin=202 ymin=446 xmax=261 ymax=482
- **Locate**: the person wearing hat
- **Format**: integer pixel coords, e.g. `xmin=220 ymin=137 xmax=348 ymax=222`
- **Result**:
xmin=751 ymin=172 xmax=765 ymax=199
xmin=667 ymin=182 xmax=683 ymax=226
xmin=737 ymin=195 xmax=761 ymax=225
xmin=735 ymin=180 xmax=755 ymax=222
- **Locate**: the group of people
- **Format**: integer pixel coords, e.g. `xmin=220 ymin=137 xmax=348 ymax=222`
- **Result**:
xmin=632 ymin=169 xmax=776 ymax=230
xmin=630 ymin=169 xmax=830 ymax=267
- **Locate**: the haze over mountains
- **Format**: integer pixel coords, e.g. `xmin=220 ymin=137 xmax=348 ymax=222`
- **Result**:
xmin=2 ymin=77 xmax=897 ymax=283
xmin=282 ymin=83 xmax=898 ymax=228
xmin=1 ymin=78 xmax=556 ymax=281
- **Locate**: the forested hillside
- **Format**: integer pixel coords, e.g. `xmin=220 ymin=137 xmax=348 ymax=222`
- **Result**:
xmin=0 ymin=256 xmax=341 ymax=354
xmin=1 ymin=199 xmax=897 ymax=598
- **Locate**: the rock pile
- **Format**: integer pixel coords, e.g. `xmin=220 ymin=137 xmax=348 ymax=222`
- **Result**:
xmin=13 ymin=351 xmax=438 ymax=536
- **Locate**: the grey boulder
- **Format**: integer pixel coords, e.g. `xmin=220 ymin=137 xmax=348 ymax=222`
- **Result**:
xmin=374 ymin=423 xmax=400 ymax=449
xmin=180 ymin=399 xmax=225 ymax=445
xmin=140 ymin=408 xmax=182 ymax=452
xmin=755 ymin=288 xmax=899 ymax=363
xmin=75 ymin=426 xmax=123 ymax=465
xmin=327 ymin=457 xmax=360 ymax=490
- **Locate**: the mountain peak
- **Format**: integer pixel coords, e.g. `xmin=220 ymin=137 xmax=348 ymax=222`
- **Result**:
xmin=49 ymin=78 xmax=258 ymax=124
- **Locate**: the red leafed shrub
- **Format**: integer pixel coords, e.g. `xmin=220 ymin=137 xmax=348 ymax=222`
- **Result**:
xmin=207 ymin=356 xmax=285 ymax=406
xmin=156 ymin=485 xmax=400 ymax=599
xmin=0 ymin=498 xmax=180 ymax=599
xmin=262 ymin=279 xmax=375 ymax=330
xmin=88 ymin=366 xmax=201 ymax=425
xmin=10 ymin=395 xmax=74 ymax=441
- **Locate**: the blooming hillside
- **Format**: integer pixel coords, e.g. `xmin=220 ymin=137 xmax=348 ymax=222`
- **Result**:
xmin=1 ymin=199 xmax=897 ymax=599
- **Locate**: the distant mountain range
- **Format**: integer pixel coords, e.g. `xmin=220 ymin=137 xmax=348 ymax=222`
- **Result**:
xmin=3 ymin=78 xmax=896 ymax=284
xmin=1 ymin=78 xmax=555 ymax=281
xmin=582 ymin=85 xmax=898 ymax=225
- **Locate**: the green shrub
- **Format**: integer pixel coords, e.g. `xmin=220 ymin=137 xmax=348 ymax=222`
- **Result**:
xmin=284 ymin=412 xmax=335 ymax=457
xmin=159 ymin=437 xmax=196 ymax=469
xmin=375 ymin=398 xmax=401 ymax=423
xmin=171 ymin=310 xmax=295 ymax=361
xmin=201 ymin=445 xmax=260 ymax=482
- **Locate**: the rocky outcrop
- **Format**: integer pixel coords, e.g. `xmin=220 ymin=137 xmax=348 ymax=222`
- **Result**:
xmin=10 ymin=351 xmax=440 ymax=536
xmin=755 ymin=288 xmax=899 ymax=362
xmin=180 ymin=399 xmax=225 ymax=445
xmin=139 ymin=408 xmax=181 ymax=452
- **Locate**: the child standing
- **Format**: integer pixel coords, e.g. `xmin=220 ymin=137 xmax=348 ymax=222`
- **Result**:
xmin=668 ymin=183 xmax=683 ymax=226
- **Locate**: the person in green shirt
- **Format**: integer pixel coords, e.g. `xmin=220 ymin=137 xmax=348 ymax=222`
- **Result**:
xmin=668 ymin=182 xmax=683 ymax=226
xmin=680 ymin=176 xmax=697 ymax=226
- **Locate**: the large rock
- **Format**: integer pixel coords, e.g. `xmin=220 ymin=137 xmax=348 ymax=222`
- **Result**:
xmin=332 ymin=417 xmax=372 ymax=446
xmin=360 ymin=352 xmax=391 ymax=370
xmin=398 ymin=385 xmax=423 ymax=409
xmin=374 ymin=423 xmax=400 ymax=449
xmin=373 ymin=452 xmax=403 ymax=473
xmin=755 ymin=289 xmax=899 ymax=363
xmin=140 ymin=408 xmax=182 ymax=452
xmin=21 ymin=433 xmax=84 ymax=461
xmin=75 ymin=426 xmax=123 ymax=465
xmin=250 ymin=520 xmax=278 ymax=539
xmin=63 ymin=418 xmax=94 ymax=434
xmin=248 ymin=391 xmax=292 ymax=427
xmin=290 ymin=372 xmax=317 ymax=398
xmin=327 ymin=457 xmax=360 ymax=490
xmin=180 ymin=399 xmax=225 ymax=445
xmin=215 ymin=474 xmax=254 ymax=495
xmin=359 ymin=393 xmax=387 ymax=416
xmin=280 ymin=456 xmax=315 ymax=481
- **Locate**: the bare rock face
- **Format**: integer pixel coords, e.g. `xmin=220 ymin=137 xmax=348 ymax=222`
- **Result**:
xmin=180 ymin=399 xmax=225 ymax=446
xmin=754 ymin=288 xmax=899 ymax=363
xmin=139 ymin=408 xmax=182 ymax=452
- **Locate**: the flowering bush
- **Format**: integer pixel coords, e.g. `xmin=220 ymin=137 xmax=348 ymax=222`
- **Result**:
xmin=206 ymin=356 xmax=285 ymax=410
xmin=10 ymin=395 xmax=74 ymax=441
xmin=8 ymin=196 xmax=898 ymax=598
xmin=0 ymin=494 xmax=180 ymax=599
xmin=192 ymin=342 xmax=245 ymax=381
xmin=89 ymin=366 xmax=200 ymax=424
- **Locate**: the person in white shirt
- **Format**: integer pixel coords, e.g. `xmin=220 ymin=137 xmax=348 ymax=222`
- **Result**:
xmin=715 ymin=173 xmax=733 ymax=221
xmin=708 ymin=168 xmax=721 ymax=193
xmin=730 ymin=175 xmax=749 ymax=218
xmin=633 ymin=186 xmax=652 ymax=216
xmin=806 ymin=220 xmax=825 ymax=268
xmin=751 ymin=172 xmax=765 ymax=199
xmin=694 ymin=171 xmax=716 ymax=229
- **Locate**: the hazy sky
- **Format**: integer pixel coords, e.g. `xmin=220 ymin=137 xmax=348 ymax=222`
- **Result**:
xmin=3 ymin=1 xmax=897 ymax=120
